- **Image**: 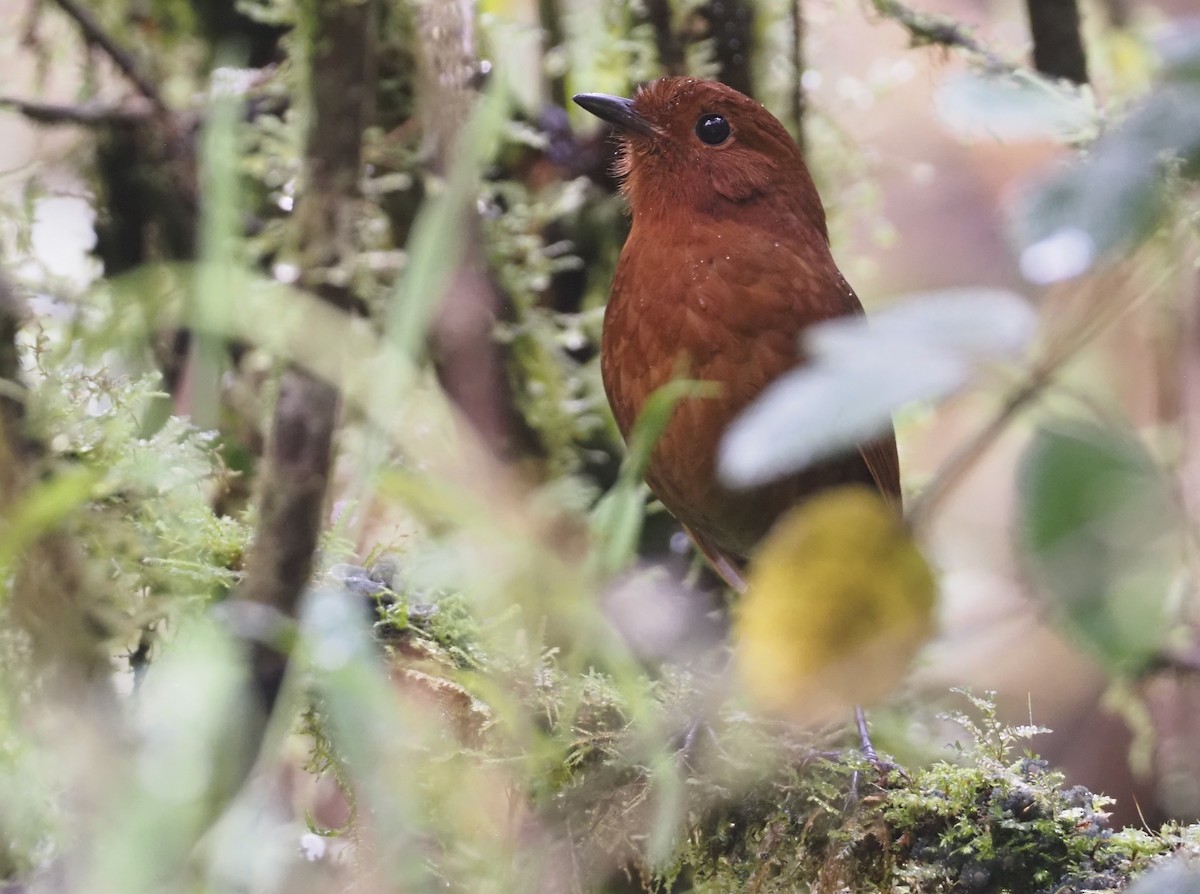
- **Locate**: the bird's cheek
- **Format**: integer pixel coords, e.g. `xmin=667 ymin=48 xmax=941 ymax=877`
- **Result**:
xmin=711 ymin=164 xmax=769 ymax=204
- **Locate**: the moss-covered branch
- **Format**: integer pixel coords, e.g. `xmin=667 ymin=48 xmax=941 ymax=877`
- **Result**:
xmin=49 ymin=0 xmax=167 ymax=111
xmin=869 ymin=0 xmax=1016 ymax=74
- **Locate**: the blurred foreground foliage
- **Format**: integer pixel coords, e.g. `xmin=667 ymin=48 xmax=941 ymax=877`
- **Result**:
xmin=1 ymin=0 xmax=1200 ymax=891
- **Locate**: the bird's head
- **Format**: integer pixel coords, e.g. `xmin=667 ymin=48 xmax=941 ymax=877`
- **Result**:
xmin=574 ymin=77 xmax=827 ymax=238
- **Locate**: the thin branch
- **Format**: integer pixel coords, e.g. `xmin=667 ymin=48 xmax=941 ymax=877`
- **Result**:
xmin=643 ymin=0 xmax=685 ymax=76
xmin=0 ymin=273 xmax=27 ymax=435
xmin=0 ymin=95 xmax=151 ymax=126
xmin=791 ymin=0 xmax=806 ymax=152
xmin=868 ymin=0 xmax=1017 ymax=74
xmin=50 ymin=0 xmax=167 ymax=111
xmin=905 ymin=373 xmax=1043 ymax=532
xmin=537 ymin=0 xmax=568 ymax=108
xmin=907 ymin=264 xmax=1173 ymax=532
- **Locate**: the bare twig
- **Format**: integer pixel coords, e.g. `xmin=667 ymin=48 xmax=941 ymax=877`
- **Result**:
xmin=907 ymin=264 xmax=1173 ymax=532
xmin=868 ymin=0 xmax=1017 ymax=74
xmin=0 ymin=95 xmax=151 ymax=126
xmin=905 ymin=373 xmax=1044 ymax=532
xmin=50 ymin=0 xmax=167 ymax=111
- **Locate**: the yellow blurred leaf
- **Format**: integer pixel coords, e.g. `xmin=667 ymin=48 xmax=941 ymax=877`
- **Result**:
xmin=1104 ymin=30 xmax=1155 ymax=91
xmin=735 ymin=486 xmax=936 ymax=723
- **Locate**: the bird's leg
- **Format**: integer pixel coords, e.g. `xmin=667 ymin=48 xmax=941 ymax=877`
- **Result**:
xmin=856 ymin=704 xmax=877 ymax=762
xmin=846 ymin=705 xmax=905 ymax=807
xmin=670 ymin=643 xmax=733 ymax=770
xmin=673 ymin=715 xmax=720 ymax=771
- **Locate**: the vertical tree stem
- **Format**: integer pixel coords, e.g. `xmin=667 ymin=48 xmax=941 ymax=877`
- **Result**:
xmin=239 ymin=0 xmax=376 ymax=711
xmin=1024 ymin=0 xmax=1089 ymax=85
xmin=791 ymin=0 xmax=806 ymax=152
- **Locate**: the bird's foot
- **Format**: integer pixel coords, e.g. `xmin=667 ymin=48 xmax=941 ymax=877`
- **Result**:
xmin=846 ymin=705 xmax=906 ymax=808
xmin=672 ymin=716 xmax=719 ymax=771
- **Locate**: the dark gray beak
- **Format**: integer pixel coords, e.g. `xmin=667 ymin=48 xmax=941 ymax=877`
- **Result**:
xmin=572 ymin=92 xmax=657 ymax=137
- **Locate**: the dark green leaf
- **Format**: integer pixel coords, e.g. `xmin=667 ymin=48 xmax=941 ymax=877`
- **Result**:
xmin=0 ymin=467 xmax=100 ymax=585
xmin=1016 ymin=79 xmax=1200 ymax=277
xmin=1160 ymin=27 xmax=1200 ymax=81
xmin=936 ymin=72 xmax=1091 ymax=141
xmin=1016 ymin=419 xmax=1181 ymax=675
xmin=590 ymin=378 xmax=714 ymax=575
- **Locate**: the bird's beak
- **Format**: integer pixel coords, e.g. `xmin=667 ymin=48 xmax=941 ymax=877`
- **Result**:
xmin=572 ymin=92 xmax=658 ymax=138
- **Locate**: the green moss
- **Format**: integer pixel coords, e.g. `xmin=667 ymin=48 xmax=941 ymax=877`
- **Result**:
xmin=658 ymin=691 xmax=1183 ymax=893
xmin=329 ymin=559 xmax=1197 ymax=894
xmin=19 ymin=363 xmax=251 ymax=640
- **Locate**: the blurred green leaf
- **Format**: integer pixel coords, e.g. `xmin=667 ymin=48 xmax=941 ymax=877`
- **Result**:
xmin=1016 ymin=42 xmax=1200 ymax=279
xmin=298 ymin=585 xmax=445 ymax=887
xmin=86 ymin=615 xmax=257 ymax=893
xmin=589 ymin=378 xmax=713 ymax=576
xmin=190 ymin=82 xmax=244 ymax=429
xmin=386 ymin=80 xmax=511 ymax=360
xmin=720 ymin=289 xmax=1035 ymax=489
xmin=1159 ymin=24 xmax=1200 ymax=80
xmin=108 ymin=263 xmax=470 ymax=475
xmin=936 ymin=72 xmax=1093 ymax=141
xmin=1125 ymin=857 xmax=1200 ymax=894
xmin=0 ymin=467 xmax=99 ymax=587
xmin=1016 ymin=419 xmax=1181 ymax=675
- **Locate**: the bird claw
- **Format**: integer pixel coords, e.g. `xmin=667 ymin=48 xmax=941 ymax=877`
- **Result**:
xmin=845 ymin=705 xmax=906 ymax=809
xmin=672 ymin=717 xmax=719 ymax=771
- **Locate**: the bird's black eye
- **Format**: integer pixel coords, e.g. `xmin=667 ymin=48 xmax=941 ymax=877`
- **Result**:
xmin=695 ymin=113 xmax=730 ymax=146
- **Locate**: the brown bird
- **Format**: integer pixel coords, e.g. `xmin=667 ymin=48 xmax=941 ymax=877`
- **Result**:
xmin=575 ymin=78 xmax=900 ymax=589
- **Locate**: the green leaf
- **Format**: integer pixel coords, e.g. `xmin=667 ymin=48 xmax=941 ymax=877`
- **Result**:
xmin=1016 ymin=77 xmax=1200 ymax=278
xmin=936 ymin=72 xmax=1093 ymax=141
xmin=1160 ymin=27 xmax=1200 ymax=81
xmin=720 ymin=289 xmax=1035 ymax=489
xmin=191 ymin=79 xmax=245 ymax=429
xmin=84 ymin=616 xmax=256 ymax=892
xmin=621 ymin=378 xmax=716 ymax=485
xmin=1016 ymin=419 xmax=1181 ymax=675
xmin=589 ymin=378 xmax=714 ymax=576
xmin=0 ymin=467 xmax=100 ymax=588
xmin=386 ymin=80 xmax=512 ymax=360
xmin=297 ymin=585 xmax=432 ymax=886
